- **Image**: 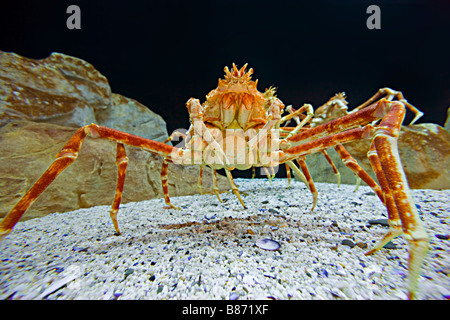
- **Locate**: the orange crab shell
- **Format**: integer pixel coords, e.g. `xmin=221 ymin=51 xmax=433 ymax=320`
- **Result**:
xmin=201 ymin=63 xmax=272 ymax=131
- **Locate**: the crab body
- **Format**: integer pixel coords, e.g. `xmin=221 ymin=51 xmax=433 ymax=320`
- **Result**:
xmin=175 ymin=64 xmax=285 ymax=171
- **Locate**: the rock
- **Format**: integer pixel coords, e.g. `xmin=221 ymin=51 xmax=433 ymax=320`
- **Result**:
xmin=356 ymin=241 xmax=368 ymax=249
xmin=368 ymin=218 xmax=389 ymax=227
xmin=0 ymin=51 xmax=108 ymax=127
xmin=229 ymin=292 xmax=239 ymax=300
xmin=0 ymin=121 xmax=229 ymax=221
xmin=0 ymin=51 xmax=168 ymax=142
xmin=383 ymin=241 xmax=397 ymax=249
xmin=96 ymin=93 xmax=168 ymax=141
xmin=124 ymin=268 xmax=134 ymax=278
xmin=341 ymin=239 xmax=356 ymax=248
xmin=301 ymin=123 xmax=450 ymax=190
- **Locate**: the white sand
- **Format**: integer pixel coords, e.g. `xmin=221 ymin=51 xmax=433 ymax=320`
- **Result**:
xmin=0 ymin=178 xmax=449 ymax=300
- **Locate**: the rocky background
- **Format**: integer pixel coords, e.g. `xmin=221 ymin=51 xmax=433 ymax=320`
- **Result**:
xmin=0 ymin=51 xmax=449 ymax=222
xmin=0 ymin=51 xmax=229 ymax=221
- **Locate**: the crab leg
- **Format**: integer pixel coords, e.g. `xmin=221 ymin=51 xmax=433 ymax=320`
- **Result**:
xmin=196 ymin=166 xmax=222 ymax=202
xmin=161 ymin=158 xmax=180 ymax=210
xmin=320 ymin=150 xmax=341 ymax=186
xmin=0 ymin=124 xmax=176 ymax=240
xmin=212 ymin=169 xmax=222 ymax=202
xmin=164 ymin=129 xmax=187 ymax=144
xmin=285 ymin=160 xmax=308 ymax=186
xmin=351 ymin=88 xmax=423 ymax=125
xmin=224 ymin=169 xmax=246 ymax=209
xmin=109 ymin=143 xmax=129 ymax=235
xmin=368 ymin=102 xmax=429 ymax=299
xmin=198 ymin=166 xmax=204 ymax=194
xmin=285 ymin=99 xmax=388 ymax=146
xmin=296 ymin=158 xmax=318 ymax=211
xmin=284 ymin=104 xmax=314 ymax=138
xmin=285 ymin=163 xmax=292 ymax=188
xmin=365 ymin=145 xmax=403 ymax=251
xmin=282 ymin=100 xmax=429 ymax=299
xmin=263 ymin=167 xmax=272 ymax=183
xmin=282 ymin=126 xmax=372 ymax=161
xmin=333 ymin=144 xmax=384 ymax=203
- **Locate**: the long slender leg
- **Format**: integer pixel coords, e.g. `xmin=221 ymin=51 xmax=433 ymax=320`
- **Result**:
xmin=284 ymin=99 xmax=387 ymax=146
xmin=351 ymin=88 xmax=423 ymax=125
xmin=285 ymin=160 xmax=308 ymax=186
xmin=370 ymin=103 xmax=429 ymax=299
xmin=280 ymin=100 xmax=429 ymax=299
xmin=285 ymin=163 xmax=292 ymax=188
xmin=212 ymin=169 xmax=222 ymax=202
xmin=269 ymin=167 xmax=276 ymax=180
xmin=333 ymin=144 xmax=385 ymax=203
xmin=365 ymin=144 xmax=403 ymax=254
xmin=0 ymin=124 xmax=176 ymax=239
xmin=109 ymin=143 xmax=129 ymax=235
xmin=164 ymin=130 xmax=187 ymax=144
xmin=161 ymin=158 xmax=180 ymax=210
xmin=198 ymin=166 xmax=204 ymax=194
xmin=280 ymin=104 xmax=311 ymax=126
xmin=321 ymin=150 xmax=341 ymax=186
xmin=281 ymin=126 xmax=372 ymax=162
xmin=224 ymin=169 xmax=246 ymax=209
xmin=296 ymin=158 xmax=318 ymax=211
xmin=0 ymin=128 xmax=85 ymax=240
xmin=285 ymin=104 xmax=314 ymax=138
xmin=263 ymin=167 xmax=272 ymax=184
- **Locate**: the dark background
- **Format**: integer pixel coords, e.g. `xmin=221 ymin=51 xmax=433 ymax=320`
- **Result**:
xmin=1 ymin=0 xmax=449 ymax=135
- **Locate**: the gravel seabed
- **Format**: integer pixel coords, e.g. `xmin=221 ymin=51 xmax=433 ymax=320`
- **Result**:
xmin=0 ymin=178 xmax=449 ymax=300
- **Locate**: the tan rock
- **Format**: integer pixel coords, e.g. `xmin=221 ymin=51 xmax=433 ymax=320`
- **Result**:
xmin=0 ymin=51 xmax=107 ymax=127
xmin=96 ymin=93 xmax=168 ymax=141
xmin=0 ymin=51 xmax=169 ymax=141
xmin=0 ymin=121 xmax=230 ymax=221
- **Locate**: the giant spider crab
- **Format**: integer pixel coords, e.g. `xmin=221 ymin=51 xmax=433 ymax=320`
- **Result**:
xmin=0 ymin=63 xmax=429 ymax=299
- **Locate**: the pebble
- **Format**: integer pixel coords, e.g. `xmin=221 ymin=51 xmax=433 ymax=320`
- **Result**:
xmin=72 ymin=246 xmax=89 ymax=252
xmin=124 ymin=268 xmax=134 ymax=278
xmin=255 ymin=239 xmax=281 ymax=251
xmin=356 ymin=242 xmax=368 ymax=249
xmin=341 ymin=239 xmax=356 ymax=248
xmin=229 ymin=292 xmax=239 ymax=300
xmin=383 ymin=241 xmax=397 ymax=249
xmin=368 ymin=219 xmax=389 ymax=227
